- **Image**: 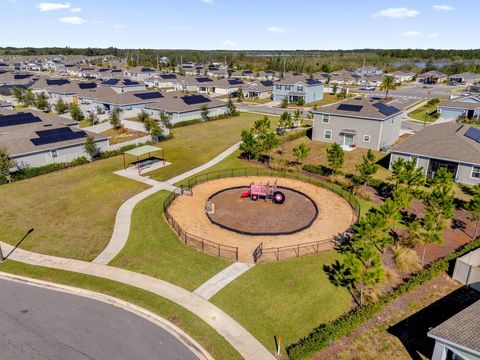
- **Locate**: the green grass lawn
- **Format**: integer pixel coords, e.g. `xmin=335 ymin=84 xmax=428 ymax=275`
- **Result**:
xmin=211 ymin=251 xmax=352 ymax=352
xmin=110 ymin=191 xmax=231 ymax=291
xmin=147 ymin=112 xmax=279 ymax=181
xmin=0 ymin=157 xmax=148 ymax=260
xmin=408 ymin=100 xmax=444 ymax=123
xmin=0 ymin=260 xmax=242 ymax=360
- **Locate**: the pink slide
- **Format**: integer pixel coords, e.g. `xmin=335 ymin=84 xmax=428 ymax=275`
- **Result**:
xmin=240 ymin=190 xmax=251 ymax=198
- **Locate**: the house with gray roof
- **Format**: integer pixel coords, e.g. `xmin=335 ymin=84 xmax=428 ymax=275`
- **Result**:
xmin=312 ymin=97 xmax=403 ymax=151
xmin=449 ymin=72 xmax=480 ymax=86
xmin=428 ymin=299 xmax=480 ymax=360
xmin=243 ymin=80 xmax=273 ymax=99
xmin=0 ymin=109 xmax=109 ymax=169
xmin=437 ymin=95 xmax=480 ymax=120
xmin=144 ymin=92 xmax=228 ymax=125
xmin=389 ymin=70 xmax=416 ymax=83
xmin=417 ymin=70 xmax=448 ymax=84
xmin=273 ymin=76 xmax=324 ymax=104
xmin=390 ymin=123 xmax=480 ymax=185
xmin=124 ymin=67 xmax=158 ymax=81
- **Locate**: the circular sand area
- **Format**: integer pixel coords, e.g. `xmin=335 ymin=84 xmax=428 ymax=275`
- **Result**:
xmin=168 ymin=177 xmax=355 ymax=262
xmin=207 ymin=186 xmax=318 ymax=235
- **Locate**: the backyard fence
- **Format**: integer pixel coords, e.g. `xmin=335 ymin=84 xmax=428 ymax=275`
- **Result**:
xmin=163 ymin=167 xmax=361 ymax=263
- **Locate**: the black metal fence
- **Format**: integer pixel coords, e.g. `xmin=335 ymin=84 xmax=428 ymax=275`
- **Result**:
xmin=165 ymin=167 xmax=361 ymax=263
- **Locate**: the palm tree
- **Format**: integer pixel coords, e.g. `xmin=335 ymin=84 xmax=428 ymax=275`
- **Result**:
xmin=380 ymin=75 xmax=397 ymax=100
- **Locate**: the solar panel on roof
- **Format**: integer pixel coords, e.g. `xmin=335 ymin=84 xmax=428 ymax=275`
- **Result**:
xmin=160 ymin=74 xmax=176 ymax=79
xmin=338 ymin=104 xmax=363 ymax=112
xmin=14 ymin=74 xmax=33 ymax=79
xmin=0 ymin=112 xmax=42 ymax=127
xmin=79 ymin=82 xmax=97 ymax=89
xmin=133 ymin=92 xmax=163 ymax=100
xmin=373 ymin=103 xmax=400 ymax=116
xmin=464 ymin=127 xmax=480 ymax=143
xmin=260 ymin=80 xmax=273 ymax=87
xmin=306 ymin=79 xmax=321 ymax=85
xmin=196 ymin=77 xmax=213 ymax=83
xmin=36 ymin=127 xmax=73 ymax=137
xmin=31 ymin=127 xmax=86 ymax=146
xmin=181 ymin=95 xmax=211 ymax=105
xmin=228 ymin=79 xmax=243 ymax=85
xmin=123 ymin=79 xmax=139 ymax=86
xmin=47 ymin=79 xmax=70 ymax=86
xmin=102 ymin=79 xmax=120 ymax=85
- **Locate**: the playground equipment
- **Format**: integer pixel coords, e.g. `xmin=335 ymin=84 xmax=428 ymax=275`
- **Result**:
xmin=240 ymin=181 xmax=286 ymax=204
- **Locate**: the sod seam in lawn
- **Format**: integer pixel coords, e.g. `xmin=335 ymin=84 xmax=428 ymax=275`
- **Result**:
xmin=0 ymin=260 xmax=242 ymax=360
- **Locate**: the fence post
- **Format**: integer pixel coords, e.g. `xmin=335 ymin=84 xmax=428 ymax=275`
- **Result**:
xmin=297 ymin=244 xmax=300 ymax=257
xmin=202 ymin=239 xmax=204 ymax=251
xmin=276 ymin=248 xmax=280 ymax=260
xmin=218 ymin=244 xmax=221 ymax=257
xmin=236 ymin=248 xmax=238 ymax=262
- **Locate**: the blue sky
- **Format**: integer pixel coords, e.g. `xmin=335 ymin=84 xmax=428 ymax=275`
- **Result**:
xmin=1 ymin=0 xmax=477 ymax=50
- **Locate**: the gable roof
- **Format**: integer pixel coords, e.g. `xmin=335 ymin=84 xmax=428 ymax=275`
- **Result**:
xmin=144 ymin=92 xmax=226 ymax=113
xmin=315 ymin=97 xmax=402 ymax=120
xmin=428 ymin=300 xmax=480 ymax=355
xmin=392 ymin=122 xmax=480 ymax=165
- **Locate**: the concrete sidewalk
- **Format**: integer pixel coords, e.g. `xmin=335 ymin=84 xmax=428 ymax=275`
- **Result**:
xmin=1 ymin=242 xmax=275 ymax=360
xmin=194 ymin=263 xmax=254 ymax=300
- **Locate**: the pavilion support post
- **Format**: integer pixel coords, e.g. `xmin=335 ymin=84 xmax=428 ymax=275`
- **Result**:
xmin=123 ymin=153 xmax=126 ymax=169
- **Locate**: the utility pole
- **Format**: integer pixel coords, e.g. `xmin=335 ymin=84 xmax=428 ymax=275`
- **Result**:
xmin=136 ymin=53 xmax=139 ymax=67
xmin=156 ymin=55 xmax=159 ymax=70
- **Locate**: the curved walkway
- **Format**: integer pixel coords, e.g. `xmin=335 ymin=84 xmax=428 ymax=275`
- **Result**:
xmin=1 ymin=241 xmax=274 ymax=360
xmin=93 ymin=141 xmax=240 ymax=265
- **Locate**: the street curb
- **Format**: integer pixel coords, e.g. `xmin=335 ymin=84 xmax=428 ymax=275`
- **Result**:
xmin=0 ymin=272 xmax=214 ymax=360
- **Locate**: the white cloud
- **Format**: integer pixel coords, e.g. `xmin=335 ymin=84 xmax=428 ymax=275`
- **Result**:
xmin=70 ymin=7 xmax=81 ymax=12
xmin=37 ymin=2 xmax=71 ymax=11
xmin=373 ymin=7 xmax=419 ymax=18
xmin=402 ymin=30 xmax=423 ymax=37
xmin=9 ymin=0 xmax=19 ymax=4
xmin=200 ymin=0 xmax=214 ymax=4
xmin=429 ymin=32 xmax=440 ymax=38
xmin=113 ymin=24 xmax=125 ymax=29
xmin=58 ymin=16 xmax=87 ymax=25
xmin=433 ymin=4 xmax=454 ymax=11
xmin=222 ymin=40 xmax=235 ymax=47
xmin=92 ymin=20 xmax=105 ymax=24
xmin=268 ymin=26 xmax=286 ymax=33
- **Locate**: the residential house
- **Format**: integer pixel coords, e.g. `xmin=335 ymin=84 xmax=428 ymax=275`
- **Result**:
xmin=0 ymin=109 xmax=109 ymax=169
xmin=417 ymin=70 xmax=448 ymax=84
xmin=329 ymin=70 xmax=362 ymax=85
xmin=390 ymin=123 xmax=480 ymax=185
xmin=144 ymin=73 xmax=184 ymax=89
xmin=437 ymin=95 xmax=480 ymax=120
xmin=273 ymin=76 xmax=324 ymax=104
xmin=428 ymin=299 xmax=480 ymax=360
xmin=449 ymin=72 xmax=480 ymax=86
xmin=312 ymin=97 xmax=403 ymax=151
xmin=144 ymin=92 xmax=228 ymax=125
xmin=389 ymin=70 xmax=416 ymax=83
xmin=124 ymin=67 xmax=158 ymax=81
xmin=99 ymin=78 xmax=147 ymax=93
xmin=356 ymin=66 xmax=383 ymax=77
xmin=243 ymin=80 xmax=273 ymax=99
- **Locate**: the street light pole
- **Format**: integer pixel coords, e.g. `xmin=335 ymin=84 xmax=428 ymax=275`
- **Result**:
xmin=424 ymin=111 xmax=427 ymax=128
xmin=0 ymin=242 xmax=3 ymax=263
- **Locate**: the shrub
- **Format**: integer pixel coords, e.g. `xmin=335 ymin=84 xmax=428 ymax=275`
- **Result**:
xmin=11 ymin=157 xmax=89 ymax=181
xmin=286 ymin=237 xmax=480 ymax=359
xmin=302 ymin=164 xmax=333 ymax=176
xmin=168 ymin=112 xmax=239 ymax=128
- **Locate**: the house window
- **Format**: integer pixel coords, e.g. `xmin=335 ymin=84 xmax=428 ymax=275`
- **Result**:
xmin=472 ymin=166 xmax=480 ymax=179
xmin=297 ymin=86 xmax=304 ymax=92
xmin=324 ymin=130 xmax=332 ymax=140
xmin=276 ymin=85 xmax=281 ymax=90
xmin=50 ymin=149 xmax=58 ymax=158
xmin=363 ymin=135 xmax=371 ymax=143
xmin=321 ymin=114 xmax=330 ymax=124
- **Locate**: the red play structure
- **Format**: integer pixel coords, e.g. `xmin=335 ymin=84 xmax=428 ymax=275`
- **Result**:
xmin=240 ymin=181 xmax=286 ymax=204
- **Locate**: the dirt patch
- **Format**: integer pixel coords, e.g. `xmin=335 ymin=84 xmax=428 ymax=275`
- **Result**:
xmin=208 ymin=186 xmax=317 ymax=235
xmin=168 ymin=177 xmax=355 ymax=262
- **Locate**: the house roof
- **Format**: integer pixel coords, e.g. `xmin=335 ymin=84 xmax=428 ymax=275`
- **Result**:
xmin=449 ymin=72 xmax=480 ymax=81
xmin=418 ymin=70 xmax=448 ymax=78
xmin=392 ymin=122 xmax=480 ymax=165
xmin=438 ymin=100 xmax=480 ymax=110
xmin=315 ymin=97 xmax=402 ymax=120
xmin=276 ymin=75 xmax=323 ymax=86
xmin=144 ymin=92 xmax=226 ymax=113
xmin=124 ymin=145 xmax=162 ymax=157
xmin=0 ymin=109 xmax=106 ymax=156
xmin=428 ymin=300 xmax=480 ymax=355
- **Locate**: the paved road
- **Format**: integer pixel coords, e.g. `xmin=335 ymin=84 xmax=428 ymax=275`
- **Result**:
xmin=355 ymin=83 xmax=461 ymax=99
xmin=0 ymin=278 xmax=198 ymax=360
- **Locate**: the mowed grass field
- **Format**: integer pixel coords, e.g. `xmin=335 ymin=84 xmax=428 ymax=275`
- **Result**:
xmin=147 ymin=112 xmax=279 ymax=181
xmin=211 ymin=251 xmax=352 ymax=352
xmin=0 ymin=112 xmax=276 ymax=260
xmin=276 ymin=136 xmax=391 ymax=180
xmin=0 ymin=157 xmax=148 ymax=261
xmin=110 ymin=191 xmax=231 ymax=291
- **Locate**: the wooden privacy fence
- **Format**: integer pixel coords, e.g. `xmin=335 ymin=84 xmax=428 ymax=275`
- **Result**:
xmin=164 ymin=168 xmax=361 ymax=263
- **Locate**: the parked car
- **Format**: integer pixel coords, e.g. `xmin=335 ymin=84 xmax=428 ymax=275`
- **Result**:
xmin=360 ymin=86 xmax=376 ymax=91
